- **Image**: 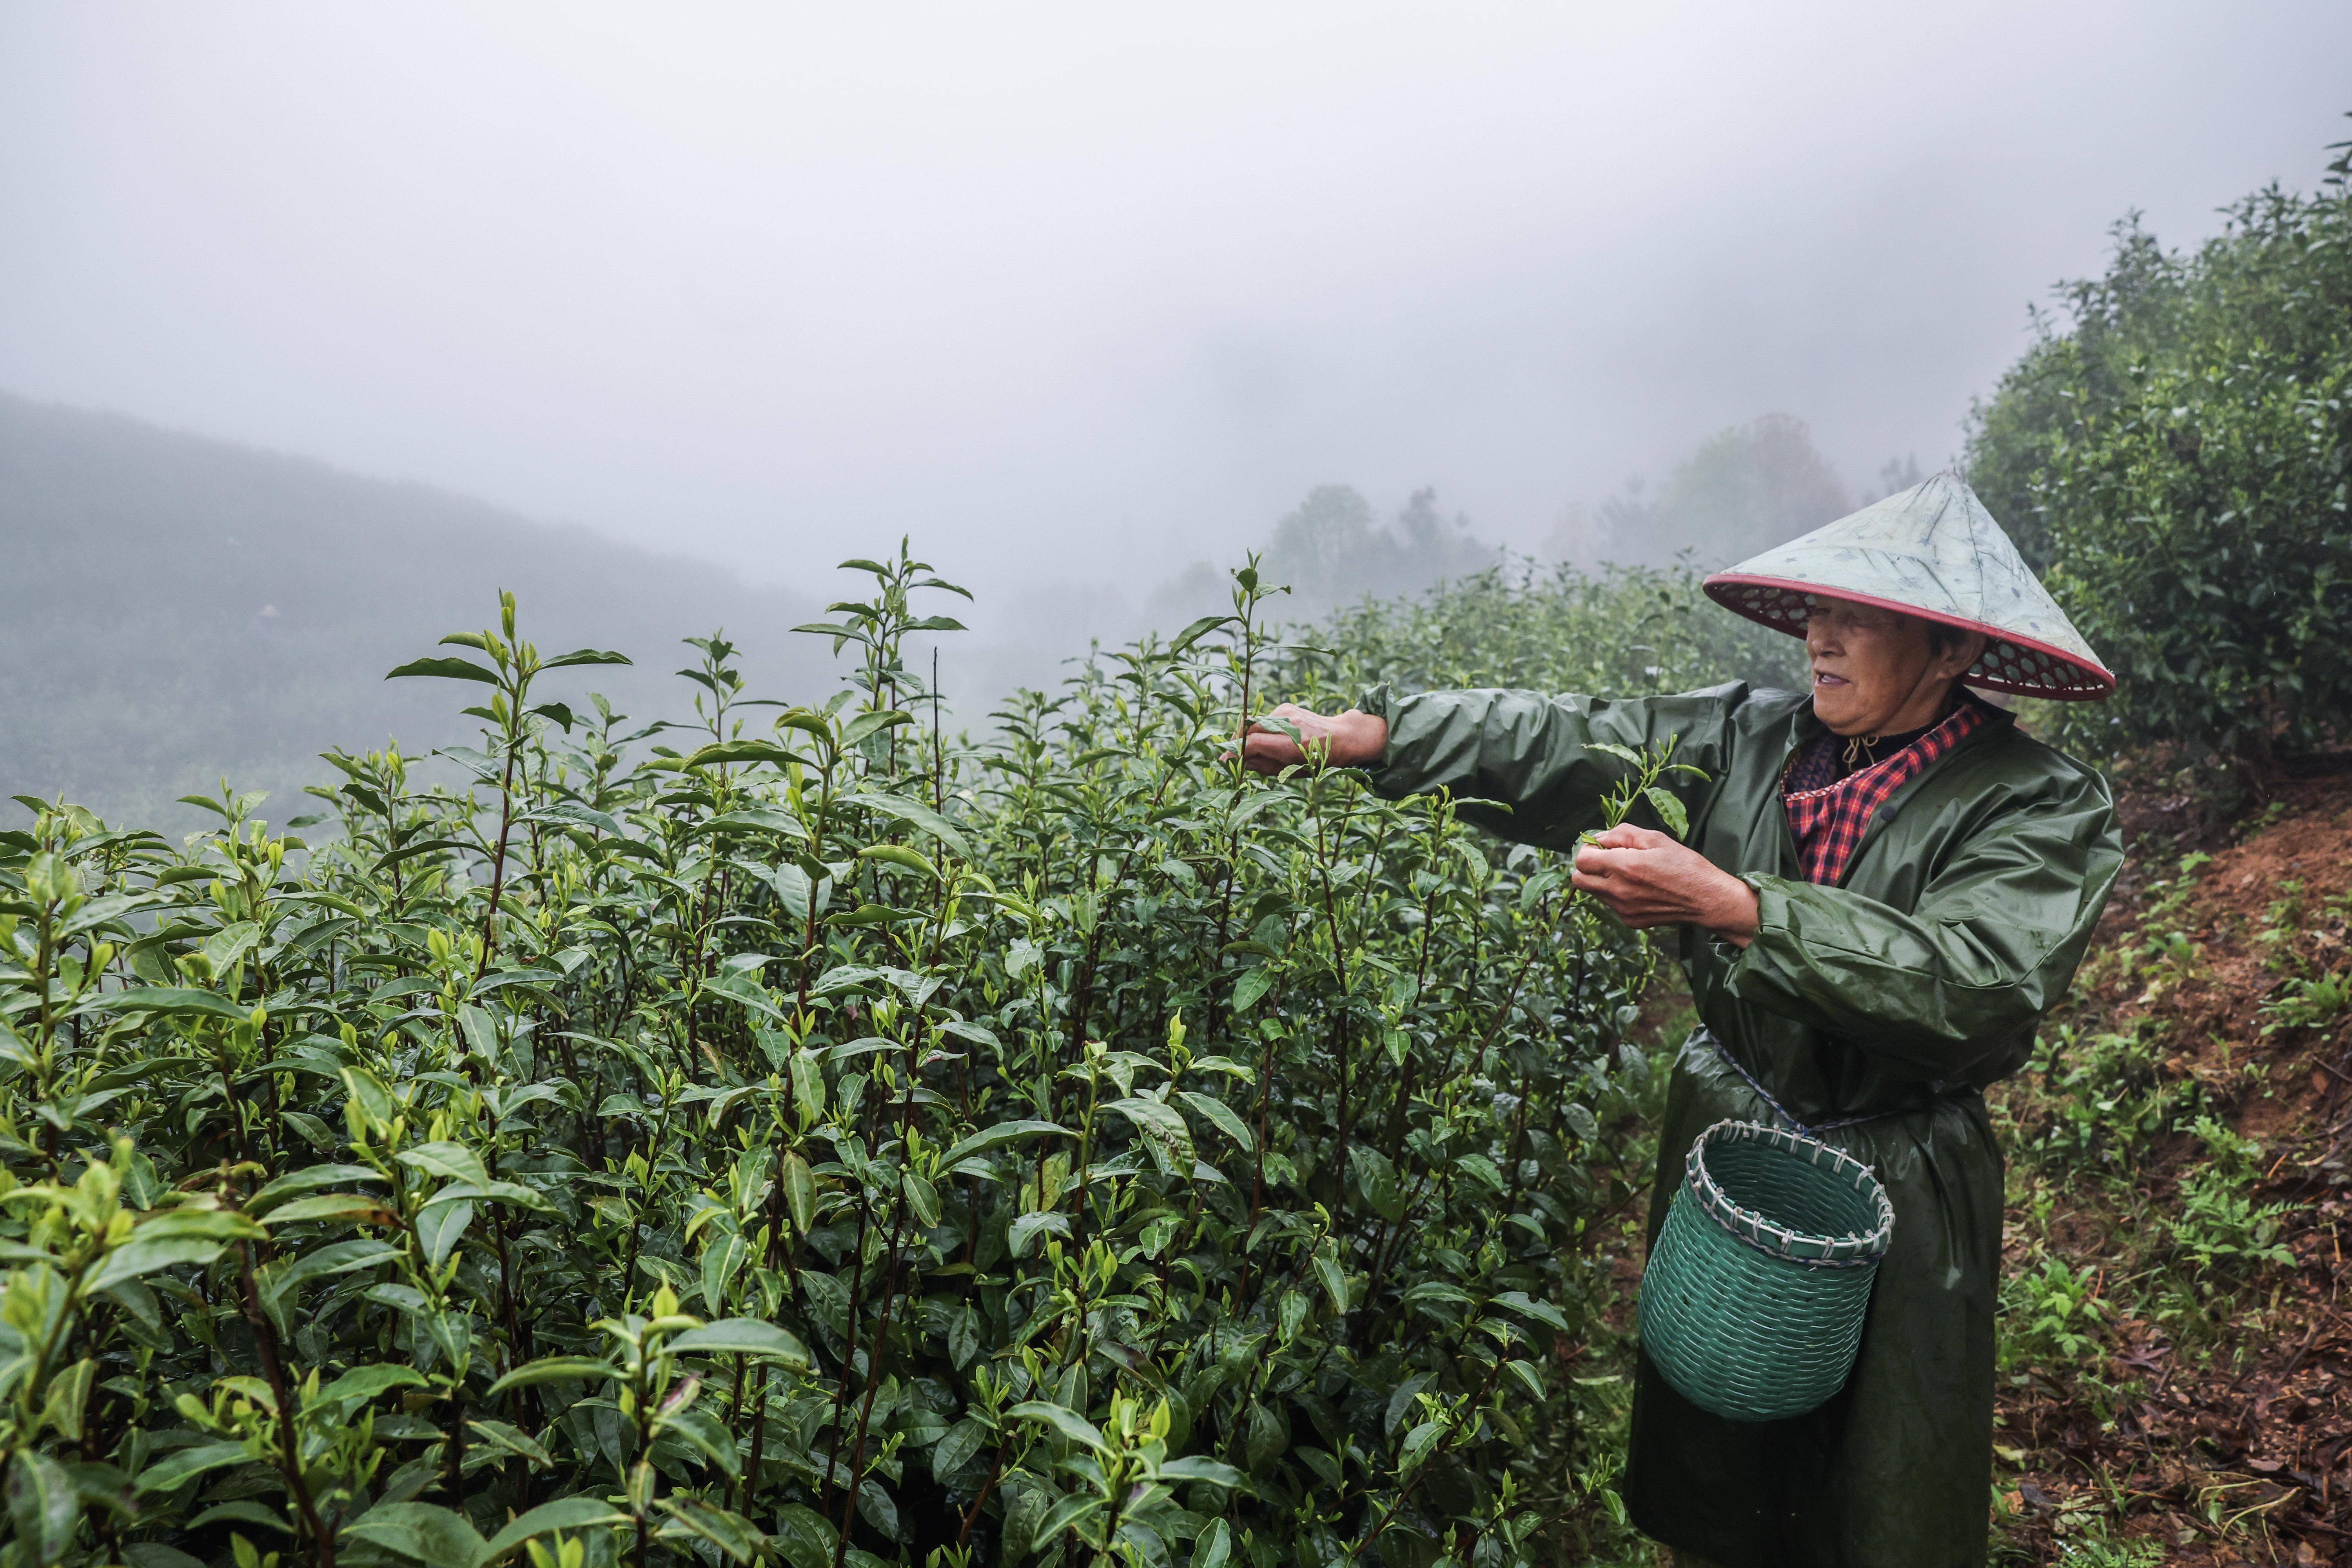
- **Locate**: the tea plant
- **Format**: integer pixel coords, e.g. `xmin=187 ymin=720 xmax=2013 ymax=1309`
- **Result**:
xmin=0 ymin=548 xmax=1704 ymax=1566
xmin=1965 ymin=131 xmax=2352 ymax=782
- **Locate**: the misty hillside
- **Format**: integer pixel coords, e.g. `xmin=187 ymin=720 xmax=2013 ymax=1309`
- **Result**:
xmin=0 ymin=394 xmax=835 ymax=828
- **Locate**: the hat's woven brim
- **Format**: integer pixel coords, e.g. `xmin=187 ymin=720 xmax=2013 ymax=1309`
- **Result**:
xmin=1704 ymin=574 xmax=2116 ymax=701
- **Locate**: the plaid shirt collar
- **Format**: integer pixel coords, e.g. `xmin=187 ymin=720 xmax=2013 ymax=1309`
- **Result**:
xmin=1781 ymin=699 xmax=1991 ymax=886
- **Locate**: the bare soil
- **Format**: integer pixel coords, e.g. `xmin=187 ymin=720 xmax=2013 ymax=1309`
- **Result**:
xmin=1990 ymin=775 xmax=2352 ymax=1564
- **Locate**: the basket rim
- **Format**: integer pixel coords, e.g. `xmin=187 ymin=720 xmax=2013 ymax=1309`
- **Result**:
xmin=1684 ymin=1118 xmax=1895 ymax=1266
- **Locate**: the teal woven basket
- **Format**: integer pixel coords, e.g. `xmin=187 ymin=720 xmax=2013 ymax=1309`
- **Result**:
xmin=1637 ymin=1118 xmax=1895 ymax=1423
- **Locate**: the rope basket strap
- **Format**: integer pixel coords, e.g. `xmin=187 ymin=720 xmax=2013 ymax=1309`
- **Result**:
xmin=1683 ymin=1119 xmax=1894 ymax=1269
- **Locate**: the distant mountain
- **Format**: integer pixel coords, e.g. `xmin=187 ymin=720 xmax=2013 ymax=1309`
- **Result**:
xmin=0 ymin=393 xmax=832 ymax=829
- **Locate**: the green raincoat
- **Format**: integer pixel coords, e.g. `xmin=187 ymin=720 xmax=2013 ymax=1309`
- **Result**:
xmin=1358 ymin=678 xmax=2122 ymax=1567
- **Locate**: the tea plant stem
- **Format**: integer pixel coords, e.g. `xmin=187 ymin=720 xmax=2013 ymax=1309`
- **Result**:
xmin=1345 ymin=1359 xmax=1506 ymax=1561
xmin=956 ymin=1437 xmax=1008 ymax=1547
xmin=835 ymin=1186 xmax=910 ymax=1568
xmin=238 ymin=1238 xmax=334 ymax=1568
xmin=618 ymin=1096 xmax=677 ymax=1298
xmin=1361 ymin=1213 xmax=1414 ymax=1318
xmin=931 ymin=648 xmax=946 ymax=815
xmin=29 ymin=894 xmax=62 ymax=1177
xmin=1504 ymin=1062 xmax=1533 ymax=1208
xmin=443 ymin=1378 xmax=467 ymax=1508
xmin=1388 ymin=866 xmax=1442 ymax=1165
xmin=1206 ymin=811 xmax=1246 ymax=1045
xmin=1206 ymin=575 xmax=1265 ymax=1047
xmin=214 ymin=1032 xmax=255 ymax=1170
xmin=686 ymin=848 xmax=722 ymax=1073
xmin=762 ymin=1143 xmax=790 ymax=1276
xmin=12 ymin=1249 xmax=94 ymax=1475
xmin=724 ymin=1350 xmax=747 ymax=1455
xmin=1240 ymin=1022 xmax=1278 ymax=1301
xmin=793 ymin=744 xmax=842 ymax=1024
xmin=379 ymin=789 xmax=408 ymax=913
xmin=818 ymin=1189 xmax=874 ymax=1522
xmin=474 ymin=734 xmax=519 ymax=984
xmin=739 ymin=1361 xmax=771 ymax=1515
xmin=1448 ymin=892 xmax=1555 ymax=1088
xmin=1313 ymin=780 xmax=1359 ymax=1176
xmin=486 ymin=1136 xmax=538 ymax=1433
xmin=1073 ymin=1049 xmax=1101 ymax=1252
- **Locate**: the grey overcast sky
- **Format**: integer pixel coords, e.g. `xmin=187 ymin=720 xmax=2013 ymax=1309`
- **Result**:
xmin=3 ymin=3 xmax=2348 ymax=620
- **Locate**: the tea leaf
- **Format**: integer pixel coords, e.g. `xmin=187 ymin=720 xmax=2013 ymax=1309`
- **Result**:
xmin=486 ymin=1357 xmax=624 ymax=1396
xmin=385 ymin=656 xmax=502 ymax=685
xmin=340 ymin=1501 xmax=490 ymax=1567
xmin=668 ymin=1319 xmax=811 ymax=1364
xmin=481 ymin=1496 xmax=631 ymax=1561
xmin=1642 ymin=785 xmax=1689 ymax=840
xmin=7 ymin=1450 xmax=78 ymax=1558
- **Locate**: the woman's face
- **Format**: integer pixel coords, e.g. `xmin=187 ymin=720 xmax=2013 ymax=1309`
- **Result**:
xmin=1802 ymin=599 xmax=1982 ymax=736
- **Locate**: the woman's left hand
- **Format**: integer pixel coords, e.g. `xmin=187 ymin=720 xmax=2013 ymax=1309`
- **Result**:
xmin=1570 ymin=825 xmax=1760 ymax=947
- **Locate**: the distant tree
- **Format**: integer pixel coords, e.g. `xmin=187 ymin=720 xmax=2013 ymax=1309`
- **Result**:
xmin=1140 ymin=560 xmax=1232 ymax=634
xmin=1538 ymin=499 xmax=1605 ymax=564
xmin=1860 ymin=454 xmax=1924 ymax=506
xmin=1267 ymin=484 xmax=1384 ymax=604
xmin=1390 ymin=485 xmax=1495 ymax=588
xmin=1593 ymin=477 xmax=1659 ymax=564
xmin=1143 ymin=485 xmax=1495 ymax=632
xmin=1606 ymin=413 xmax=1851 ymax=567
xmin=1258 ymin=483 xmax=1494 ymax=612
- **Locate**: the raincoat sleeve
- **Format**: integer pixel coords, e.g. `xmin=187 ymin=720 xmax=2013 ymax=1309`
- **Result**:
xmin=1718 ymin=769 xmax=2122 ymax=1079
xmin=1355 ymin=682 xmax=1748 ymax=853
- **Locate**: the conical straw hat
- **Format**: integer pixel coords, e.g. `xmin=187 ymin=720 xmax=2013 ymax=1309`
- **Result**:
xmin=1703 ymin=472 xmax=2114 ymax=700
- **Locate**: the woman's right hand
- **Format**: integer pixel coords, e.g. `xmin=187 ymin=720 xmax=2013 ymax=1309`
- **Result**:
xmin=1240 ymin=705 xmax=1389 ymax=775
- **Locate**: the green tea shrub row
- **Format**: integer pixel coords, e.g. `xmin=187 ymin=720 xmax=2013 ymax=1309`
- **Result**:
xmin=1295 ymin=554 xmax=1802 ymax=701
xmin=1967 ymin=134 xmax=2352 ymax=778
xmin=0 ymin=550 xmax=1724 ymax=1568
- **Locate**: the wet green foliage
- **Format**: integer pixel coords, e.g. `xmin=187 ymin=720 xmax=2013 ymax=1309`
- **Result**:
xmin=1966 ymin=130 xmax=2352 ymax=777
xmin=0 ymin=549 xmax=1718 ymax=1568
xmin=1289 ymin=554 xmax=1803 ymax=702
xmin=1999 ymin=1259 xmax=2107 ymax=1372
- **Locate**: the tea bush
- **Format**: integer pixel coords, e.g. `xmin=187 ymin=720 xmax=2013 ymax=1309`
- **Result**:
xmin=1965 ymin=134 xmax=2352 ymax=777
xmin=0 ymin=549 xmax=1731 ymax=1568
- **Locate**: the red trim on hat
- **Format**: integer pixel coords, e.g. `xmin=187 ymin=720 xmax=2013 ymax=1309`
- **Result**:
xmin=1701 ymin=571 xmax=2117 ymax=700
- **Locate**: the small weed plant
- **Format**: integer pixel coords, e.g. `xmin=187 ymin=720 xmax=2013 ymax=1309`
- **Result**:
xmin=2168 ymin=1120 xmax=2296 ymax=1277
xmin=2000 ymin=1260 xmax=2109 ymax=1372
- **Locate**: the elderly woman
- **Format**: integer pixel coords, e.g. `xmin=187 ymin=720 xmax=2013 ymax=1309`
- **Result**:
xmin=1244 ymin=475 xmax=2122 ymax=1567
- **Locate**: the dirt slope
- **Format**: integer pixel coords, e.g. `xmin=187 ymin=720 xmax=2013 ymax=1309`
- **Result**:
xmin=1989 ymin=775 xmax=2352 ymax=1565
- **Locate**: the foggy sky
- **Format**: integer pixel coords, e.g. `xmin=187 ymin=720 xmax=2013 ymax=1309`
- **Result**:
xmin=4 ymin=3 xmax=2348 ymax=629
